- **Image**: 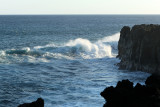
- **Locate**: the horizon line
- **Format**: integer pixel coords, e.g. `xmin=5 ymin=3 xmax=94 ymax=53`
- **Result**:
xmin=0 ymin=14 xmax=160 ymax=16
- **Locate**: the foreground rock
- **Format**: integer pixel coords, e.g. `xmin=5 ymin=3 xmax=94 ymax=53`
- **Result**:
xmin=18 ymin=98 xmax=44 ymax=107
xmin=101 ymin=74 xmax=160 ymax=107
xmin=117 ymin=24 xmax=160 ymax=73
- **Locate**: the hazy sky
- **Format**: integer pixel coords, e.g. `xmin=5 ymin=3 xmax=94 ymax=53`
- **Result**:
xmin=0 ymin=0 xmax=160 ymax=14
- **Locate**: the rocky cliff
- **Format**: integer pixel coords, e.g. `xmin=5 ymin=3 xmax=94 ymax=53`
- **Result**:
xmin=117 ymin=24 xmax=160 ymax=73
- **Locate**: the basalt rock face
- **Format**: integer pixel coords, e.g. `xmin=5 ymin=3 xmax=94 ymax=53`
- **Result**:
xmin=18 ymin=98 xmax=44 ymax=107
xmin=117 ymin=24 xmax=160 ymax=73
xmin=101 ymin=74 xmax=160 ymax=107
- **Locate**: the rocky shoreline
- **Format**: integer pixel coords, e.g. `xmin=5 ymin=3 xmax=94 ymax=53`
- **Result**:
xmin=101 ymin=24 xmax=160 ymax=107
xmin=18 ymin=74 xmax=160 ymax=107
xmin=101 ymin=74 xmax=160 ymax=107
xmin=18 ymin=24 xmax=160 ymax=107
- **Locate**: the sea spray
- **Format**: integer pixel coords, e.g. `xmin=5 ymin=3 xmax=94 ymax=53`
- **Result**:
xmin=0 ymin=15 xmax=156 ymax=107
xmin=64 ymin=33 xmax=120 ymax=58
xmin=0 ymin=33 xmax=120 ymax=63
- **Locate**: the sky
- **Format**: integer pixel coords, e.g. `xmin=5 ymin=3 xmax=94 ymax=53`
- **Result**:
xmin=0 ymin=0 xmax=160 ymax=15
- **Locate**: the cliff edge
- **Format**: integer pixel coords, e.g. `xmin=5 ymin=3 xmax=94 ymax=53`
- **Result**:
xmin=117 ymin=24 xmax=160 ymax=73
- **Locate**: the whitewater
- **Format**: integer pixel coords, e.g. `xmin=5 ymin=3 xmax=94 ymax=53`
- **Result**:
xmin=0 ymin=33 xmax=119 ymax=64
xmin=1 ymin=15 xmax=159 ymax=107
xmin=0 ymin=32 xmax=150 ymax=107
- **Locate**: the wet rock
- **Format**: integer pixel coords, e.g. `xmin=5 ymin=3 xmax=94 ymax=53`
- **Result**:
xmin=117 ymin=24 xmax=160 ymax=73
xmin=18 ymin=98 xmax=44 ymax=107
xmin=101 ymin=74 xmax=160 ymax=107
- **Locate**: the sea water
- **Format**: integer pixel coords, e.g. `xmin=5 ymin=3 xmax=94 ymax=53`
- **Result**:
xmin=0 ymin=15 xmax=160 ymax=107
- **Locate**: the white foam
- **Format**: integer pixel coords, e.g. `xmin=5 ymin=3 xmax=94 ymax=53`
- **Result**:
xmin=64 ymin=33 xmax=120 ymax=59
xmin=0 ymin=51 xmax=6 ymax=56
xmin=99 ymin=33 xmax=120 ymax=43
xmin=43 ymin=52 xmax=74 ymax=60
xmin=22 ymin=47 xmax=31 ymax=52
xmin=0 ymin=33 xmax=120 ymax=63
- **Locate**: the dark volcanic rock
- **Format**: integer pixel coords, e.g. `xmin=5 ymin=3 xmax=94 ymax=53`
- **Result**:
xmin=18 ymin=98 xmax=44 ymax=107
xmin=117 ymin=24 xmax=160 ymax=73
xmin=101 ymin=74 xmax=160 ymax=107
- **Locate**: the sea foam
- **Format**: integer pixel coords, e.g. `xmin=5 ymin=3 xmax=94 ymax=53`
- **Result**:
xmin=0 ymin=33 xmax=120 ymax=63
xmin=64 ymin=33 xmax=120 ymax=58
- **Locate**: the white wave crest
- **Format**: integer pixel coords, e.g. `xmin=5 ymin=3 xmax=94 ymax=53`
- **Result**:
xmin=0 ymin=33 xmax=120 ymax=63
xmin=65 ymin=38 xmax=112 ymax=58
xmin=64 ymin=33 xmax=120 ymax=59
xmin=99 ymin=33 xmax=120 ymax=42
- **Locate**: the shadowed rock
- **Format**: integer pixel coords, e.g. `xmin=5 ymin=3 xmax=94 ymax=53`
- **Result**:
xmin=117 ymin=24 xmax=160 ymax=73
xmin=18 ymin=98 xmax=44 ymax=107
xmin=101 ymin=74 xmax=160 ymax=107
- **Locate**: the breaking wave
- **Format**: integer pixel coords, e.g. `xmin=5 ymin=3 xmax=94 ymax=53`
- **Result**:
xmin=0 ymin=33 xmax=120 ymax=63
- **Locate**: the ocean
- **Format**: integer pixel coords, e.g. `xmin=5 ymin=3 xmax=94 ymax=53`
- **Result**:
xmin=0 ymin=15 xmax=160 ymax=107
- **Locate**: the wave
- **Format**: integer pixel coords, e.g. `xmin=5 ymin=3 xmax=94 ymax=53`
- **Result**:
xmin=65 ymin=38 xmax=112 ymax=59
xmin=5 ymin=47 xmax=42 ymax=56
xmin=0 ymin=33 xmax=120 ymax=63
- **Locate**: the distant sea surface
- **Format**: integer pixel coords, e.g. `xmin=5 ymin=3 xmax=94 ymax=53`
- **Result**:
xmin=0 ymin=15 xmax=160 ymax=107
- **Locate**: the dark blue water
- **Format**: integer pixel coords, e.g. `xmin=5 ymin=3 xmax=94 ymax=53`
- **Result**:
xmin=0 ymin=15 xmax=159 ymax=107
